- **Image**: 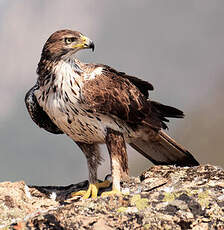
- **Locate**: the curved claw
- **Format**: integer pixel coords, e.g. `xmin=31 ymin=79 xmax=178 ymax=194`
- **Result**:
xmin=72 ymin=180 xmax=111 ymax=199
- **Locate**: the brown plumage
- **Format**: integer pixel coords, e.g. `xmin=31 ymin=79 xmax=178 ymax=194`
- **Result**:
xmin=25 ymin=29 xmax=199 ymax=198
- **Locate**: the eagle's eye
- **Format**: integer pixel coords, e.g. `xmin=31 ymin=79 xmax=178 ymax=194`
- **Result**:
xmin=64 ymin=37 xmax=76 ymax=44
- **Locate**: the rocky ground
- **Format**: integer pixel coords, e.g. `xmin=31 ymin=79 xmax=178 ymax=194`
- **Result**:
xmin=0 ymin=165 xmax=224 ymax=229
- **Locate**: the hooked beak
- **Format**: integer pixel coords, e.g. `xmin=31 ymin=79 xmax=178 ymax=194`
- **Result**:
xmin=73 ymin=35 xmax=95 ymax=52
xmin=83 ymin=36 xmax=95 ymax=52
xmin=88 ymin=41 xmax=95 ymax=52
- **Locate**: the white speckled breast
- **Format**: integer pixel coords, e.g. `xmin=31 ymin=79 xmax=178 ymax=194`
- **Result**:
xmin=35 ymin=59 xmax=130 ymax=143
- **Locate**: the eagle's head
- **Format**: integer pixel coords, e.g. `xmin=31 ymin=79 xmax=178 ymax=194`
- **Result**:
xmin=41 ymin=29 xmax=95 ymax=61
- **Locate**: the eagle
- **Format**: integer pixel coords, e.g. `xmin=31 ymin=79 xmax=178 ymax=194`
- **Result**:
xmin=25 ymin=30 xmax=199 ymax=198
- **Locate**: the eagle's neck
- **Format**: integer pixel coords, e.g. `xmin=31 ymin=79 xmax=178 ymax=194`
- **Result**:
xmin=36 ymin=56 xmax=85 ymax=113
xmin=54 ymin=57 xmax=82 ymax=72
xmin=37 ymin=57 xmax=83 ymax=86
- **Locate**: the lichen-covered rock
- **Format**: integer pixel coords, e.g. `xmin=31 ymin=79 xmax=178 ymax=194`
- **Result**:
xmin=0 ymin=165 xmax=224 ymax=229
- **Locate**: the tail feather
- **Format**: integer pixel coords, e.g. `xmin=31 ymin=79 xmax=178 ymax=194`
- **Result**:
xmin=130 ymin=130 xmax=199 ymax=167
xmin=150 ymin=101 xmax=185 ymax=129
xmin=151 ymin=101 xmax=184 ymax=119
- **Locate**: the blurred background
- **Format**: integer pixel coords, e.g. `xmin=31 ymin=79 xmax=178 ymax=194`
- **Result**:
xmin=0 ymin=0 xmax=224 ymax=185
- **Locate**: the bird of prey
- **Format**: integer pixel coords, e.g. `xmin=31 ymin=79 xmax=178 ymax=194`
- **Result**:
xmin=25 ymin=29 xmax=199 ymax=198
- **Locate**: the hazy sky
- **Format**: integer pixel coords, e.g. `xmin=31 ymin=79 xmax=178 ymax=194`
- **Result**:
xmin=0 ymin=0 xmax=224 ymax=185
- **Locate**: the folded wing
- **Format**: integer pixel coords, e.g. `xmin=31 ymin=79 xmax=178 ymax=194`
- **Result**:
xmin=81 ymin=65 xmax=199 ymax=166
xmin=25 ymin=84 xmax=63 ymax=134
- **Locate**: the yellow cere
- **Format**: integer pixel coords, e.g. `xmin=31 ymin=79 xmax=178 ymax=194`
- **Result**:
xmin=72 ymin=35 xmax=88 ymax=49
xmin=72 ymin=43 xmax=84 ymax=49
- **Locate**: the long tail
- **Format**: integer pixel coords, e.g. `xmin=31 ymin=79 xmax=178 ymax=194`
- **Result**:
xmin=130 ymin=130 xmax=199 ymax=166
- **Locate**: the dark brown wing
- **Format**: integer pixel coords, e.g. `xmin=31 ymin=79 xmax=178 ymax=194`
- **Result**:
xmin=97 ymin=65 xmax=154 ymax=97
xmin=81 ymin=65 xmax=184 ymax=130
xmin=81 ymin=66 xmax=162 ymax=128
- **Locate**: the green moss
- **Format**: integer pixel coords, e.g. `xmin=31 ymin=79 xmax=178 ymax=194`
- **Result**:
xmin=143 ymin=223 xmax=151 ymax=229
xmin=163 ymin=192 xmax=176 ymax=202
xmin=198 ymin=191 xmax=210 ymax=208
xmin=135 ymin=198 xmax=148 ymax=210
xmin=131 ymin=194 xmax=149 ymax=211
xmin=131 ymin=194 xmax=141 ymax=205
xmin=117 ymin=207 xmax=128 ymax=213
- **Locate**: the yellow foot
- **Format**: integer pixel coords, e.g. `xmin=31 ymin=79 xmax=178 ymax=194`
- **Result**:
xmin=101 ymin=188 xmax=121 ymax=197
xmin=72 ymin=180 xmax=111 ymax=199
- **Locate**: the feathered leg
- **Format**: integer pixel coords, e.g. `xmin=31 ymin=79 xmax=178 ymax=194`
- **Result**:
xmin=72 ymin=142 xmax=110 ymax=198
xmin=102 ymin=128 xmax=129 ymax=196
xmin=77 ymin=142 xmax=101 ymax=183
